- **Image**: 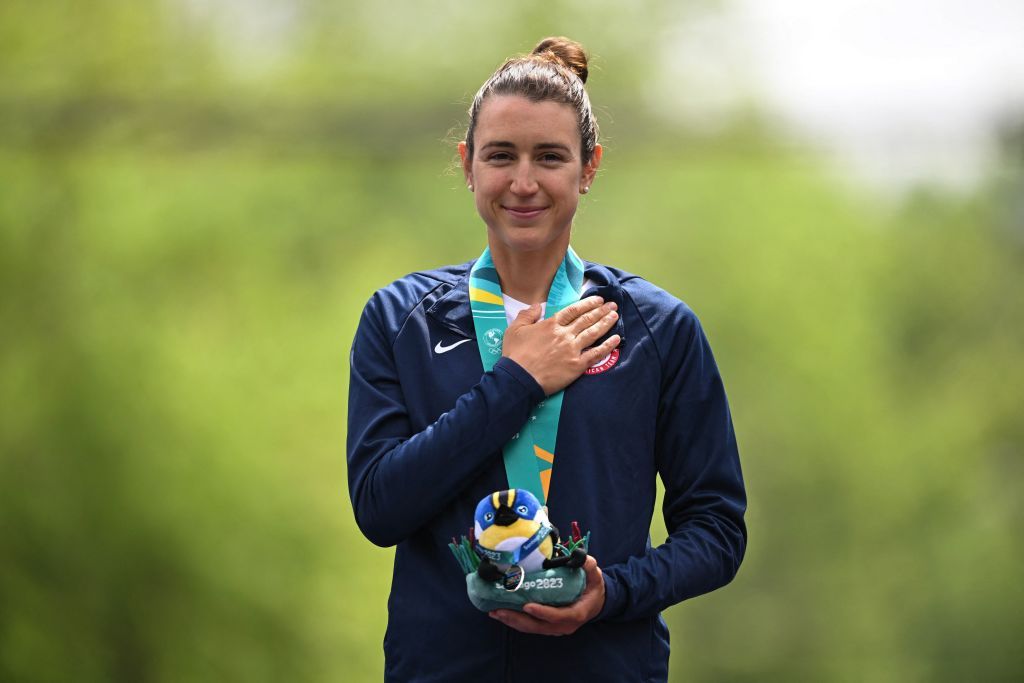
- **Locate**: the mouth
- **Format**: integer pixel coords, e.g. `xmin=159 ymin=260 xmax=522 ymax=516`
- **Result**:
xmin=503 ymin=205 xmax=548 ymax=220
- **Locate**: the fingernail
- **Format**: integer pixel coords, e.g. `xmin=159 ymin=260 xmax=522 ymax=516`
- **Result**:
xmin=608 ymin=302 xmax=617 ymax=311
xmin=608 ymin=311 xmax=618 ymax=319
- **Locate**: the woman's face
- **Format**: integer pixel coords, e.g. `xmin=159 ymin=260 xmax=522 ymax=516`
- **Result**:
xmin=459 ymin=95 xmax=601 ymax=257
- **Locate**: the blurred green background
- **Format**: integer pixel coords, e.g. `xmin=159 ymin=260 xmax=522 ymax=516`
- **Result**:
xmin=2 ymin=1 xmax=1022 ymax=681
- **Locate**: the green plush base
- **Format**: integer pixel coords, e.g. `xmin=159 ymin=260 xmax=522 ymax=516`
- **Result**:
xmin=466 ymin=567 xmax=585 ymax=612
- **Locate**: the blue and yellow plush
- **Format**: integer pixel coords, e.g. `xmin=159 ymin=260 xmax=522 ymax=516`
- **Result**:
xmin=473 ymin=488 xmax=585 ymax=582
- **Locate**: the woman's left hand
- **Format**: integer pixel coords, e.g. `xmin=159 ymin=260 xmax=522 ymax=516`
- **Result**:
xmin=488 ymin=555 xmax=606 ymax=636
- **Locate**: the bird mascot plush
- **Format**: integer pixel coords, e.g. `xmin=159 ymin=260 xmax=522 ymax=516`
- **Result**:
xmin=473 ymin=488 xmax=585 ymax=582
xmin=445 ymin=488 xmax=588 ymax=611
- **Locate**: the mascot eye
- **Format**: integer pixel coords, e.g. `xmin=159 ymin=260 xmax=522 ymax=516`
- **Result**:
xmin=484 ymin=512 xmax=494 ymax=522
xmin=516 ymin=505 xmax=528 ymax=515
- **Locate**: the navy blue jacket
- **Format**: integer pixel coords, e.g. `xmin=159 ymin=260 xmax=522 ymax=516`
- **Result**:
xmin=347 ymin=259 xmax=746 ymax=682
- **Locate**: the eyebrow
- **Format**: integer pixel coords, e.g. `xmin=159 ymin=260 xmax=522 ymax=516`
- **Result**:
xmin=480 ymin=141 xmax=573 ymax=153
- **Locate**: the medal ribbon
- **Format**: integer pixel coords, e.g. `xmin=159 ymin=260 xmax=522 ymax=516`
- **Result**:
xmin=469 ymin=246 xmax=585 ymax=504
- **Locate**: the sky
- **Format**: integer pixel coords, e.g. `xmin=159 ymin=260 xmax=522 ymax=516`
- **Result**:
xmin=188 ymin=0 xmax=1024 ymax=192
xmin=660 ymin=0 xmax=1024 ymax=191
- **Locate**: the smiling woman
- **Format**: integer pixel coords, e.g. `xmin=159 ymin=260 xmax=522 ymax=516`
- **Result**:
xmin=346 ymin=37 xmax=747 ymax=682
xmin=458 ymin=96 xmax=602 ymax=301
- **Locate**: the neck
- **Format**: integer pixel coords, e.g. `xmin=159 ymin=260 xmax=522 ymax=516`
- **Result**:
xmin=488 ymin=239 xmax=569 ymax=303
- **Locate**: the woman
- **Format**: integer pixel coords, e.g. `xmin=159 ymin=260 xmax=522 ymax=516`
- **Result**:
xmin=347 ymin=37 xmax=746 ymax=682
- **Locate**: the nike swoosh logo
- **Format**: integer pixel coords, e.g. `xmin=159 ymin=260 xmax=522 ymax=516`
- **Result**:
xmin=434 ymin=338 xmax=473 ymax=354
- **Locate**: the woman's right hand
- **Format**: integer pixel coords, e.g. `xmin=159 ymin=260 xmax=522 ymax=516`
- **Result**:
xmin=501 ymin=296 xmax=621 ymax=395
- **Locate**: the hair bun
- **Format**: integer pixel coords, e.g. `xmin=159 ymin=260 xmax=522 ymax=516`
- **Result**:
xmin=532 ymin=37 xmax=589 ymax=84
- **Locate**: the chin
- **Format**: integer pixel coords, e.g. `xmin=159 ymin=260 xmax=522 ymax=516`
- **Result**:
xmin=491 ymin=226 xmax=570 ymax=255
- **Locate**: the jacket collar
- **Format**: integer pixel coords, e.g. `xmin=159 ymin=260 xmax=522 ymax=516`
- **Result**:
xmin=426 ymin=259 xmax=624 ymax=340
xmin=426 ymin=262 xmax=475 ymax=339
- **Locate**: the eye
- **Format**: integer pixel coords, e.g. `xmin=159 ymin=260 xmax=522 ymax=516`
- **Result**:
xmin=486 ymin=152 xmax=513 ymax=163
xmin=538 ymin=152 xmax=565 ymax=163
xmin=484 ymin=512 xmax=494 ymax=522
xmin=516 ymin=505 xmax=528 ymax=516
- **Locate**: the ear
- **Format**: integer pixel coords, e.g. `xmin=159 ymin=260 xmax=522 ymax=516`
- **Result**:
xmin=458 ymin=141 xmax=473 ymax=188
xmin=581 ymin=144 xmax=602 ymax=191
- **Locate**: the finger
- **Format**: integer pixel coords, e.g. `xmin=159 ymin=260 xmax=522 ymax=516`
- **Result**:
xmin=574 ymin=309 xmax=619 ymax=348
xmin=580 ymin=334 xmax=621 ymax=366
xmin=582 ymin=555 xmax=602 ymax=588
xmin=524 ymin=561 xmax=599 ymax=622
xmin=509 ymin=303 xmax=542 ymax=328
xmin=522 ymin=601 xmax=583 ymax=624
xmin=519 ymin=601 xmax=590 ymax=636
xmin=489 ymin=609 xmax=566 ymax=636
xmin=568 ymin=301 xmax=617 ymax=336
xmin=553 ymin=296 xmax=604 ymax=326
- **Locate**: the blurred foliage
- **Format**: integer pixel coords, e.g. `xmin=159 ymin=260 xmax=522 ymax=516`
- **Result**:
xmin=1 ymin=1 xmax=1022 ymax=681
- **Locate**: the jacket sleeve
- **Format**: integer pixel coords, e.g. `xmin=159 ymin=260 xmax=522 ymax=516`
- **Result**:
xmin=597 ymin=298 xmax=747 ymax=621
xmin=346 ymin=291 xmax=545 ymax=547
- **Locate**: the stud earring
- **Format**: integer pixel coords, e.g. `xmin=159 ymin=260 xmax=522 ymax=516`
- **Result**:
xmin=581 ymin=186 xmax=590 ymax=194
xmin=468 ymin=184 xmax=474 ymax=192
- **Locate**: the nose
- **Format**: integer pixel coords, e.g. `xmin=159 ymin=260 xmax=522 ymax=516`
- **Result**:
xmin=509 ymin=160 xmax=538 ymax=196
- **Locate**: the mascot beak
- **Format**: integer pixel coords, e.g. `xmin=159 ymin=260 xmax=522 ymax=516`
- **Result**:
xmin=494 ymin=505 xmax=518 ymax=526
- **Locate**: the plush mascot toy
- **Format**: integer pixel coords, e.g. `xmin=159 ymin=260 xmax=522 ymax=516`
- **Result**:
xmin=473 ymin=488 xmax=584 ymax=581
xmin=447 ymin=488 xmax=587 ymax=612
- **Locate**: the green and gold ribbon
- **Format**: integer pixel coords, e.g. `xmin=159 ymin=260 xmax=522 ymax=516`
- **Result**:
xmin=469 ymin=246 xmax=584 ymax=504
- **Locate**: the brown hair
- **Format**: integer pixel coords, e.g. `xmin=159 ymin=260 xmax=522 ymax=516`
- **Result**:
xmin=464 ymin=37 xmax=599 ymax=163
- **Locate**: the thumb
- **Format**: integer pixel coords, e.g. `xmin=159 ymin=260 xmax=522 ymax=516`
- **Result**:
xmin=512 ymin=303 xmax=543 ymax=326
